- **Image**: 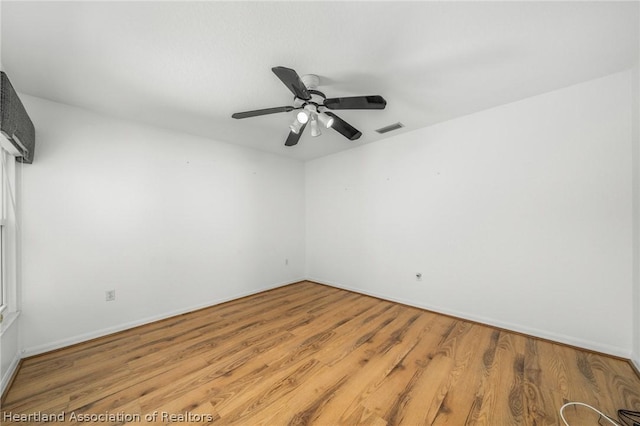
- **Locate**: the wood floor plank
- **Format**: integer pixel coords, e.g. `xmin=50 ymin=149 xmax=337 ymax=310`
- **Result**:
xmin=398 ymin=321 xmax=479 ymax=425
xmin=359 ymin=315 xmax=455 ymax=420
xmin=225 ymin=309 xmax=429 ymax=425
xmin=470 ymin=331 xmax=529 ymax=424
xmin=523 ymin=338 xmax=561 ymax=425
xmin=309 ymin=311 xmax=436 ymax=425
xmin=2 ymin=281 xmax=639 ymax=425
xmin=429 ymin=323 xmax=497 ymax=425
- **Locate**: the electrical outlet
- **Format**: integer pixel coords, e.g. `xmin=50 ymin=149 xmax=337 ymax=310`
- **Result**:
xmin=416 ymin=273 xmax=422 ymax=281
xmin=105 ymin=290 xmax=116 ymax=302
xmin=285 ymin=258 xmax=289 ymax=266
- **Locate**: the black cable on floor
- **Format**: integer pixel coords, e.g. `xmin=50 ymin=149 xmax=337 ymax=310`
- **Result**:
xmin=618 ymin=409 xmax=640 ymax=426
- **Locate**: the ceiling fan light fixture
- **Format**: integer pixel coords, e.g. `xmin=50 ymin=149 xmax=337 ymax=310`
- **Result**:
xmin=296 ymin=110 xmax=309 ymax=124
xmin=289 ymin=118 xmax=304 ymax=134
xmin=318 ymin=112 xmax=334 ymax=128
xmin=310 ymin=114 xmax=321 ymax=137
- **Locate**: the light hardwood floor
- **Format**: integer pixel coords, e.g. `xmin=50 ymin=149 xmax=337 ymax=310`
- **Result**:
xmin=2 ymin=281 xmax=640 ymax=425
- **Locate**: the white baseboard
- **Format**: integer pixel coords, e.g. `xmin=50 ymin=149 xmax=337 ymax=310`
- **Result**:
xmin=1 ymin=353 xmax=21 ymax=397
xmin=632 ymin=353 xmax=640 ymax=374
xmin=22 ymin=278 xmax=304 ymax=357
xmin=308 ymin=277 xmax=631 ymax=359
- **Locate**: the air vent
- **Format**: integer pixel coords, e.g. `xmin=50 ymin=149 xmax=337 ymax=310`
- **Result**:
xmin=375 ymin=122 xmax=404 ymax=134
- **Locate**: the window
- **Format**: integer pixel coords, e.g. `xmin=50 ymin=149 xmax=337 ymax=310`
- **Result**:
xmin=0 ymin=147 xmax=16 ymax=318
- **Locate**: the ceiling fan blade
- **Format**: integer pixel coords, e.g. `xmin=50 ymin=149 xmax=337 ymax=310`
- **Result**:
xmin=285 ymin=122 xmax=307 ymax=146
xmin=232 ymin=106 xmax=294 ymax=119
xmin=272 ymin=66 xmax=311 ymax=101
xmin=324 ymin=95 xmax=387 ymax=110
xmin=324 ymin=112 xmax=362 ymax=141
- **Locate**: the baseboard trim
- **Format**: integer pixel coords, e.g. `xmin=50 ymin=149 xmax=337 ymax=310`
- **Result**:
xmin=307 ymin=277 xmax=631 ymax=360
xmin=1 ymin=354 xmax=22 ymax=403
xmin=23 ymin=278 xmax=305 ymax=358
xmin=631 ymin=356 xmax=640 ymax=378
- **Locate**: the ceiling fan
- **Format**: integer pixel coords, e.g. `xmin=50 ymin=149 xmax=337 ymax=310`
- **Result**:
xmin=232 ymin=66 xmax=387 ymax=146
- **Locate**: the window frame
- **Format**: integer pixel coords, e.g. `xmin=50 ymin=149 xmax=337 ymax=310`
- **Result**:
xmin=0 ymin=147 xmax=14 ymax=318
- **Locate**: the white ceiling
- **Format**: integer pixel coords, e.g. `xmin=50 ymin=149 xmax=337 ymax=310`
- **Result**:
xmin=2 ymin=1 xmax=638 ymax=161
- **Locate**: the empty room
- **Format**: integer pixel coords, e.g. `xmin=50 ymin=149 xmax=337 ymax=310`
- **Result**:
xmin=0 ymin=1 xmax=639 ymax=425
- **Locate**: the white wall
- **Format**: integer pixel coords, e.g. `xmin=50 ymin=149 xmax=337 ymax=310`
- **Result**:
xmin=19 ymin=95 xmax=305 ymax=355
xmin=306 ymin=70 xmax=634 ymax=357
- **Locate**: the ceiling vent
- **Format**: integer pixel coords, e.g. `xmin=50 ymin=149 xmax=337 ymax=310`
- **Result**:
xmin=375 ymin=122 xmax=404 ymax=134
